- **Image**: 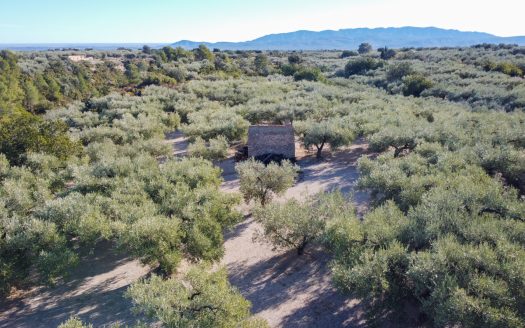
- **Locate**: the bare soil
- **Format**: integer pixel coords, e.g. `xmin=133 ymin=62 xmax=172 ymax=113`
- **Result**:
xmin=164 ymin=130 xmax=189 ymax=157
xmin=0 ymin=242 xmax=150 ymax=328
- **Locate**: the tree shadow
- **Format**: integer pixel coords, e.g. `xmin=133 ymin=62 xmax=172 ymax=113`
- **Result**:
xmin=0 ymin=242 xmax=150 ymax=328
xmin=224 ymin=214 xmax=253 ymax=240
xmin=226 ymin=245 xmax=365 ymax=327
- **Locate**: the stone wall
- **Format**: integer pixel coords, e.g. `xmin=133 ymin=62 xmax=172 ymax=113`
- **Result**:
xmin=247 ymin=125 xmax=295 ymax=159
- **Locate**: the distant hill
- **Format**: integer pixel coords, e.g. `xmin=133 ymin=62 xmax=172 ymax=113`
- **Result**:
xmin=172 ymin=27 xmax=525 ymax=50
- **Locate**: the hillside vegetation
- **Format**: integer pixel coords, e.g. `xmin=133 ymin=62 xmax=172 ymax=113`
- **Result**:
xmin=1 ymin=43 xmax=524 ymax=327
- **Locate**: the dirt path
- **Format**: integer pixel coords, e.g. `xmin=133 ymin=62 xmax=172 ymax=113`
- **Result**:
xmin=0 ymin=242 xmax=150 ymax=328
xmin=164 ymin=130 xmax=189 ymax=157
xmin=220 ymin=139 xmax=373 ymax=327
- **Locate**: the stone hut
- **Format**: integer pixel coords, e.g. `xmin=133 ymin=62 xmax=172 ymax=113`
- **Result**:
xmin=247 ymin=124 xmax=295 ymax=160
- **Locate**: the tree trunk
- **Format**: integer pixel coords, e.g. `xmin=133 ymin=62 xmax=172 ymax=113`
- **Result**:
xmin=260 ymin=189 xmax=269 ymax=207
xmin=316 ymin=142 xmax=325 ymax=159
xmin=296 ymin=238 xmax=308 ymax=255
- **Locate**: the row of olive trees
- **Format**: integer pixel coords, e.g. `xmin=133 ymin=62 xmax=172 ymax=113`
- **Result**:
xmin=2 ymin=90 xmax=272 ymax=327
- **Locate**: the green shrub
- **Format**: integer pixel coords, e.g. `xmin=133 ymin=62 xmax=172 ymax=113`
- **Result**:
xmin=344 ymin=58 xmax=383 ymax=77
xmin=386 ymin=62 xmax=414 ymax=82
xmin=341 ymin=50 xmax=358 ymax=58
xmin=293 ymin=66 xmax=325 ymax=82
xmin=188 ymin=136 xmax=229 ymax=161
xmin=402 ymin=74 xmax=433 ymax=97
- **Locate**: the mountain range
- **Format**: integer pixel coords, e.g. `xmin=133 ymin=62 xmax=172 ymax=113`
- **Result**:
xmin=172 ymin=27 xmax=525 ymax=50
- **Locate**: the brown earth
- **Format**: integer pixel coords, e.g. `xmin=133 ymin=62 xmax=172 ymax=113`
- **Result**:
xmin=0 ymin=242 xmax=150 ymax=328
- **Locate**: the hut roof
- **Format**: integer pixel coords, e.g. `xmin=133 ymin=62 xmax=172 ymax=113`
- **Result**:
xmin=247 ymin=124 xmax=295 ymax=159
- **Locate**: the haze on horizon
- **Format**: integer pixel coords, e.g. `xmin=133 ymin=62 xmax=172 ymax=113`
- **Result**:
xmin=1 ymin=0 xmax=524 ymax=44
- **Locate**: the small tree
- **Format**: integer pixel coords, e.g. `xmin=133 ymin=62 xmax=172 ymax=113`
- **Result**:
xmin=194 ymin=44 xmax=215 ymax=62
xmin=288 ymin=54 xmax=302 ymax=65
xmin=22 ymin=79 xmax=41 ymax=113
xmin=142 ymin=45 xmax=152 ymax=54
xmin=236 ymin=159 xmax=298 ymax=206
xmin=126 ymin=266 xmax=267 ymax=328
xmin=296 ymin=119 xmax=354 ymax=158
xmin=254 ymin=53 xmax=270 ymax=76
xmin=358 ymin=42 xmax=373 ymax=54
xmin=253 ymin=192 xmax=352 ymax=255
xmin=378 ymin=46 xmax=397 ymax=60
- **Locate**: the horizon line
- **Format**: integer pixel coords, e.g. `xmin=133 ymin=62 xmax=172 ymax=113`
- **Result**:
xmin=2 ymin=26 xmax=525 ymax=45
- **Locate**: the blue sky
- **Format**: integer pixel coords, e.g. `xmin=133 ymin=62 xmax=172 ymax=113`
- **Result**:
xmin=1 ymin=0 xmax=524 ymax=43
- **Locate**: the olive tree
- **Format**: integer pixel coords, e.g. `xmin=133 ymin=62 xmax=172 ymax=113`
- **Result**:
xmin=235 ymin=159 xmax=298 ymax=206
xmin=126 ymin=266 xmax=268 ymax=328
xmin=253 ymin=192 xmax=353 ymax=255
xmin=295 ymin=119 xmax=354 ymax=158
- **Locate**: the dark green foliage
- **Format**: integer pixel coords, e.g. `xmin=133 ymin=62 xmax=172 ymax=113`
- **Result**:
xmin=386 ymin=62 xmax=414 ymax=82
xmin=344 ymin=58 xmax=383 ymax=77
xmin=293 ymin=66 xmax=325 ymax=82
xmin=340 ymin=50 xmax=358 ymax=58
xmin=358 ymin=43 xmax=373 ymax=54
xmin=482 ymin=60 xmax=524 ymax=77
xmin=288 ymin=54 xmax=302 ymax=64
xmin=280 ymin=63 xmax=297 ymax=76
xmin=378 ymin=47 xmax=397 ymax=60
xmin=142 ymin=45 xmax=152 ymax=54
xmin=194 ymin=45 xmax=215 ymax=62
xmin=161 ymin=46 xmax=193 ymax=62
xmin=0 ymin=113 xmax=82 ymax=166
xmin=0 ymin=50 xmax=24 ymax=111
xmin=254 ymin=53 xmax=271 ymax=76
xmin=0 ymin=92 xmax=242 ymax=295
xmin=403 ymin=74 xmax=433 ymax=97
